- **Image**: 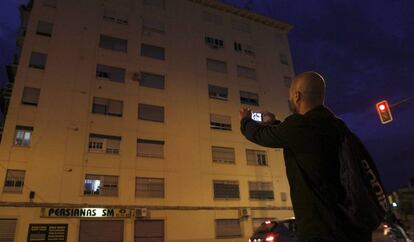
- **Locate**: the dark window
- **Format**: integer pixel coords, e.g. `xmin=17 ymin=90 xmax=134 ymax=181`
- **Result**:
xmin=213 ymin=180 xmax=239 ymax=199
xmin=135 ymin=220 xmax=164 ymax=242
xmin=215 ymin=219 xmax=242 ymax=238
xmin=137 ymin=139 xmax=164 ymax=158
xmin=140 ymin=72 xmax=165 ymax=89
xmin=36 ymin=21 xmax=53 ymax=37
xmin=92 ymin=97 xmax=123 ymax=117
xmin=3 ymin=170 xmax=25 ymax=193
xmin=96 ymin=64 xmax=125 ymax=83
xmin=21 ymin=87 xmax=40 ymax=106
xmin=208 ymin=85 xmax=228 ymax=100
xmin=249 ymin=182 xmax=274 ymax=200
xmin=240 ymin=91 xmax=259 ymax=106
xmin=29 ymin=52 xmax=48 ymax=69
xmin=141 ymin=44 xmax=165 ymax=60
xmin=212 ymin=146 xmax=235 ymax=164
xmin=237 ymin=65 xmax=256 ymax=80
xmin=138 ymin=104 xmax=164 ymax=122
xmin=206 ymin=59 xmax=227 ymax=73
xmin=99 ymin=34 xmax=127 ymax=52
xmin=210 ymin=114 xmax=231 ymax=131
xmin=135 ymin=177 xmax=165 ymax=197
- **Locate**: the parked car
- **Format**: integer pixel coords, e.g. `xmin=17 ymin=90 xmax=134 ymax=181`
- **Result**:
xmin=249 ymin=218 xmax=297 ymax=242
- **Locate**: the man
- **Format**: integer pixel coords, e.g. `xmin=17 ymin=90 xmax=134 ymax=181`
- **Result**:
xmin=240 ymin=72 xmax=372 ymax=242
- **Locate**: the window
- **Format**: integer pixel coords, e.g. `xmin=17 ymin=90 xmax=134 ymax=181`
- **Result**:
xmin=137 ymin=139 xmax=164 ymax=158
xmin=88 ymin=134 xmax=121 ymax=154
xmin=212 ymin=146 xmax=235 ymax=164
xmin=36 ymin=21 xmax=53 ymax=37
xmin=240 ymin=91 xmax=259 ymax=106
xmin=143 ymin=0 xmax=165 ymax=9
xmin=203 ymin=11 xmax=222 ymax=25
xmin=103 ymin=6 xmax=128 ymax=25
xmin=284 ymin=76 xmax=292 ymax=88
xmin=138 ymin=104 xmax=164 ymax=122
xmin=215 ymin=219 xmax=242 ymax=238
xmin=135 ymin=177 xmax=164 ymax=198
xmin=232 ymin=19 xmax=251 ymax=33
xmin=21 ymin=87 xmax=40 ymax=106
xmin=237 ymin=65 xmax=256 ymax=80
xmin=234 ymin=42 xmax=255 ymax=56
xmin=249 ymin=182 xmax=274 ymax=200
xmin=143 ymin=18 xmax=165 ymax=33
xmin=79 ymin=220 xmax=123 ymax=241
xmin=141 ymin=44 xmax=165 ymax=60
xmin=84 ymin=174 xmax=118 ymax=196
xmin=139 ymin=72 xmax=165 ymax=89
xmin=96 ymin=64 xmax=125 ymax=83
xmin=281 ymin=192 xmax=288 ymax=202
xmin=3 ymin=170 xmax=25 ymax=193
xmin=246 ymin=149 xmax=267 ymax=166
xmin=0 ymin=219 xmax=17 ymax=241
xmin=213 ymin=180 xmax=239 ymax=199
xmin=206 ymin=58 xmax=227 ymax=73
xmin=280 ymin=54 xmax=289 ymax=65
xmin=135 ymin=220 xmax=164 ymax=242
xmin=208 ymin=85 xmax=228 ymax=100
xmin=99 ymin=34 xmax=127 ymax=52
xmin=29 ymin=52 xmax=47 ymax=69
xmin=43 ymin=0 xmax=57 ymax=8
xmin=14 ymin=126 xmax=33 ymax=146
xmin=205 ymin=36 xmax=224 ymax=49
xmin=210 ymin=114 xmax=231 ymax=131
xmin=92 ymin=97 xmax=123 ymax=117
xmin=234 ymin=42 xmax=242 ymax=52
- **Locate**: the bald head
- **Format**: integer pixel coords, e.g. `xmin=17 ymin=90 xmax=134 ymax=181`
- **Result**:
xmin=291 ymin=71 xmax=326 ymax=105
xmin=288 ymin=71 xmax=326 ymax=114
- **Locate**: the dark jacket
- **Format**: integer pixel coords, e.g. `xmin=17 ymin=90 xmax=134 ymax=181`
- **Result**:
xmin=241 ymin=106 xmax=371 ymax=242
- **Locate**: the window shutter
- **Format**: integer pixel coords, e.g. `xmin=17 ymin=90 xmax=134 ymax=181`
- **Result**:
xmin=138 ymin=104 xmax=164 ymax=122
xmin=79 ymin=220 xmax=123 ymax=242
xmin=212 ymin=146 xmax=235 ymax=163
xmin=0 ymin=219 xmax=17 ymax=241
xmin=22 ymin=87 xmax=40 ymax=105
xmin=215 ymin=219 xmax=241 ymax=238
xmin=206 ymin=59 xmax=227 ymax=73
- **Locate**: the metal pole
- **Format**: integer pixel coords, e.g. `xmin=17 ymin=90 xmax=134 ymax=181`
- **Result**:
xmin=390 ymin=96 xmax=414 ymax=108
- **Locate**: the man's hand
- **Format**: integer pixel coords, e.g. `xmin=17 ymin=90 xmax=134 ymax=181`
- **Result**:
xmin=262 ymin=112 xmax=276 ymax=124
xmin=239 ymin=107 xmax=252 ymax=120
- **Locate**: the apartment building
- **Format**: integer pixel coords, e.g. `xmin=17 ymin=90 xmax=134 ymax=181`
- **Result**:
xmin=0 ymin=0 xmax=295 ymax=241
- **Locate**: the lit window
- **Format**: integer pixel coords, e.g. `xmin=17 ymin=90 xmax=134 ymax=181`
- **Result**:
xmin=84 ymin=174 xmax=118 ymax=196
xmin=14 ymin=126 xmax=33 ymax=146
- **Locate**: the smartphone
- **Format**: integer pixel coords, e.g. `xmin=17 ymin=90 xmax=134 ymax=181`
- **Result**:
xmin=251 ymin=112 xmax=262 ymax=122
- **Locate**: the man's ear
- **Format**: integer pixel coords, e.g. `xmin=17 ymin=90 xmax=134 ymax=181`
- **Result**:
xmin=294 ymin=91 xmax=301 ymax=103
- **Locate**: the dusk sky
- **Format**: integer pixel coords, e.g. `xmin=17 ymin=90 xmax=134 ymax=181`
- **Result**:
xmin=1 ymin=0 xmax=413 ymax=191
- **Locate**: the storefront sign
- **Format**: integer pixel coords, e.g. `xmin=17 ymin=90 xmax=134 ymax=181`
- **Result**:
xmin=27 ymin=224 xmax=68 ymax=242
xmin=41 ymin=208 xmax=131 ymax=218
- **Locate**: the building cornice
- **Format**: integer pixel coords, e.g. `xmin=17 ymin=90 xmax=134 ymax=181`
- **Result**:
xmin=187 ymin=0 xmax=293 ymax=32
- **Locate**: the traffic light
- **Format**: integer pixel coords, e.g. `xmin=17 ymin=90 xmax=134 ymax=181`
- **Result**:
xmin=376 ymin=100 xmax=393 ymax=124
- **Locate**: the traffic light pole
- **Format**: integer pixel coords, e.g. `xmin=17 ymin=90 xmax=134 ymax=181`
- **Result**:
xmin=390 ymin=95 xmax=414 ymax=108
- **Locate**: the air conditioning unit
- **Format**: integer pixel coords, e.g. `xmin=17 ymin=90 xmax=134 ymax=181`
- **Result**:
xmin=136 ymin=208 xmax=148 ymax=218
xmin=133 ymin=72 xmax=141 ymax=81
xmin=239 ymin=208 xmax=251 ymax=218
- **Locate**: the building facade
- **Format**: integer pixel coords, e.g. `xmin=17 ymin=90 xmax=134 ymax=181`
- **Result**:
xmin=0 ymin=0 xmax=295 ymax=241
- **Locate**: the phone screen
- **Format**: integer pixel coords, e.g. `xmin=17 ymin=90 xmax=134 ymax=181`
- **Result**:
xmin=251 ymin=112 xmax=262 ymax=122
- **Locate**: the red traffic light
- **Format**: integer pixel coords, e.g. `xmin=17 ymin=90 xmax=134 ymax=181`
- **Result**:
xmin=376 ymin=100 xmax=393 ymax=124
